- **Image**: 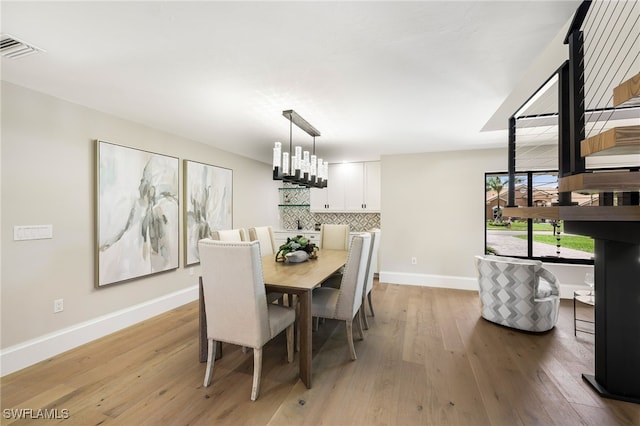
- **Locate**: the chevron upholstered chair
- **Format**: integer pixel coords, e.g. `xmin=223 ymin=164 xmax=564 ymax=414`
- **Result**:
xmin=474 ymin=255 xmax=560 ymax=332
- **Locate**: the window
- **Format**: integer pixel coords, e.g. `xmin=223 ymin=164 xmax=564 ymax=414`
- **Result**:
xmin=485 ymin=171 xmax=594 ymax=264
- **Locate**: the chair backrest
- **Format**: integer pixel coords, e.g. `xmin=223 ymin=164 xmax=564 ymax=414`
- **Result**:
xmin=364 ymin=229 xmax=381 ymax=295
xmin=335 ymin=233 xmax=371 ymax=320
xmin=212 ymin=228 xmax=247 ymax=242
xmin=248 ymin=226 xmax=276 ymax=256
xmin=474 ymin=255 xmax=559 ymax=301
xmin=319 ymin=224 xmax=350 ymax=250
xmin=198 ymin=239 xmax=270 ymax=348
xmin=474 ymin=254 xmax=560 ymax=332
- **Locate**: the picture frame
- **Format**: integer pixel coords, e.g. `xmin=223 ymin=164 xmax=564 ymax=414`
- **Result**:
xmin=96 ymin=140 xmax=180 ymax=287
xmin=183 ymin=159 xmax=233 ymax=265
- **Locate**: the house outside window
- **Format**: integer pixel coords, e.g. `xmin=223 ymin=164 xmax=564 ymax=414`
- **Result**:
xmin=485 ymin=171 xmax=594 ymax=264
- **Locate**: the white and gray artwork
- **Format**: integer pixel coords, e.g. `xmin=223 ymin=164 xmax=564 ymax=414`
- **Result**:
xmin=97 ymin=141 xmax=179 ymax=286
xmin=184 ymin=160 xmax=232 ymax=265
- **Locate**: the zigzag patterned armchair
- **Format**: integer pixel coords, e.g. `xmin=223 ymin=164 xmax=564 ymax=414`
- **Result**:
xmin=474 ymin=255 xmax=560 ymax=332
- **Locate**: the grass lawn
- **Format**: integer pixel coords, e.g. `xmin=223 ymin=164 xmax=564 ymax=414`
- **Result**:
xmin=514 ymin=234 xmax=594 ymax=253
xmin=488 ymin=220 xmax=594 ymax=253
xmin=487 ymin=221 xmax=557 ymax=232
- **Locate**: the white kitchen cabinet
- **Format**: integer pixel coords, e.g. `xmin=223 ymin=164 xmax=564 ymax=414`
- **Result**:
xmin=310 ymin=161 xmax=380 ymax=213
xmin=362 ymin=161 xmax=381 ymax=211
xmin=310 ymin=187 xmax=329 ymax=211
xmin=343 ymin=162 xmax=365 ymax=211
xmin=310 ymin=163 xmax=346 ymax=212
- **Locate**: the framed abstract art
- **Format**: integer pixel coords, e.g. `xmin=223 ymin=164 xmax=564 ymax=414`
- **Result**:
xmin=96 ymin=140 xmax=179 ymax=287
xmin=183 ymin=160 xmax=233 ymax=265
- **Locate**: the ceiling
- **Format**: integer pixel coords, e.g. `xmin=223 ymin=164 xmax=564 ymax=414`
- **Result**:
xmin=1 ymin=1 xmax=582 ymax=165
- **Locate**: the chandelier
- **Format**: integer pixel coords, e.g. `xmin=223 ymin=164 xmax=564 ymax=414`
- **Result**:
xmin=272 ymin=110 xmax=328 ymax=188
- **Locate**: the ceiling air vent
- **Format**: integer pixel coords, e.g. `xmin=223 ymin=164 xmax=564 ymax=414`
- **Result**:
xmin=1 ymin=34 xmax=44 ymax=59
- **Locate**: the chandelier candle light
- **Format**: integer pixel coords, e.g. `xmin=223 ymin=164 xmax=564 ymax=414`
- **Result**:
xmin=272 ymin=110 xmax=328 ymax=188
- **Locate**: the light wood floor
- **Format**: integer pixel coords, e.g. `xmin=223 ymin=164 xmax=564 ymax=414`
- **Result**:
xmin=2 ymin=282 xmax=639 ymax=425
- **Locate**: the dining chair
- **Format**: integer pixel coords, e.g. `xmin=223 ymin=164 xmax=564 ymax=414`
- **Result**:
xmin=311 ymin=233 xmax=371 ymax=360
xmin=319 ymin=224 xmax=350 ymax=250
xmin=248 ymin=226 xmax=286 ymax=305
xmin=474 ymin=255 xmax=560 ymax=332
xmin=211 ymin=228 xmax=247 ymax=241
xmin=317 ymin=224 xmax=350 ymax=293
xmin=361 ymin=229 xmax=381 ymax=330
xmin=248 ymin=226 xmax=276 ymax=256
xmin=198 ymin=239 xmax=295 ymax=401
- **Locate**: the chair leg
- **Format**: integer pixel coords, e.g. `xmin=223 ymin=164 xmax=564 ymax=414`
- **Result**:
xmin=204 ymin=339 xmax=217 ymax=387
xmin=251 ymin=347 xmax=263 ymax=401
xmin=368 ymin=292 xmax=375 ymax=317
xmin=286 ymin=324 xmax=294 ymax=363
xmin=355 ymin=309 xmax=365 ymax=340
xmin=313 ymin=316 xmax=319 ymax=331
xmin=345 ymin=320 xmax=357 ymax=360
xmin=287 ymin=294 xmax=296 ymax=307
xmin=361 ymin=302 xmax=369 ymax=330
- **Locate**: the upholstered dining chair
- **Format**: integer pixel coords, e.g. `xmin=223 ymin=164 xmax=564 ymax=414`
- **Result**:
xmin=248 ymin=226 xmax=285 ymax=305
xmin=198 ymin=239 xmax=295 ymax=401
xmin=318 ymin=224 xmax=350 ymax=292
xmin=311 ymin=233 xmax=371 ymax=360
xmin=474 ymin=255 xmax=560 ymax=332
xmin=319 ymin=224 xmax=350 ymax=250
xmin=361 ymin=229 xmax=381 ymax=330
xmin=248 ymin=226 xmax=276 ymax=256
xmin=211 ymin=228 xmax=247 ymax=241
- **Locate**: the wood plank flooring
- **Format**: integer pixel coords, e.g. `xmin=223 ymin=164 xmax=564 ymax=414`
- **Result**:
xmin=2 ymin=281 xmax=639 ymax=425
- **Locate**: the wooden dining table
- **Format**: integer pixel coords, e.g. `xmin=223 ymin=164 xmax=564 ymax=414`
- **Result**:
xmin=198 ymin=249 xmax=348 ymax=389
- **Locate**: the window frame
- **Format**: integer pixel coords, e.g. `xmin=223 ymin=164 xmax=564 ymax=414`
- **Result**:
xmin=484 ymin=170 xmax=594 ymax=265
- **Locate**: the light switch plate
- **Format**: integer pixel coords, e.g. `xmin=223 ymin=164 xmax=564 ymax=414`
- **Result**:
xmin=14 ymin=225 xmax=53 ymax=241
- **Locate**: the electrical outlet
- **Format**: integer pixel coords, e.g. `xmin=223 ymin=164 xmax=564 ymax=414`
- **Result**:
xmin=54 ymin=299 xmax=64 ymax=313
xmin=411 ymin=257 xmax=417 ymax=265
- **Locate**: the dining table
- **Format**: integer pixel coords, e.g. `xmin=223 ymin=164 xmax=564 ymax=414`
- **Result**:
xmin=198 ymin=248 xmax=348 ymax=389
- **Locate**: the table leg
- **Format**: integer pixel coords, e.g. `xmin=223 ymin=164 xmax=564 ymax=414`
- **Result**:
xmin=297 ymin=290 xmax=312 ymax=388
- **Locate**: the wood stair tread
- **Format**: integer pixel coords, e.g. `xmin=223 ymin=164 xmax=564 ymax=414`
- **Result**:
xmin=581 ymin=125 xmax=640 ymax=157
xmin=558 ymin=170 xmax=640 ymax=193
xmin=502 ymin=206 xmax=640 ymax=222
xmin=613 ymin=72 xmax=640 ymax=107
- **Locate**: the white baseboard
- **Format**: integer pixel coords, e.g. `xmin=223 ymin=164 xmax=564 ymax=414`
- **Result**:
xmin=379 ymin=271 xmax=585 ymax=300
xmin=379 ymin=271 xmax=478 ymax=291
xmin=0 ymin=286 xmax=198 ymax=377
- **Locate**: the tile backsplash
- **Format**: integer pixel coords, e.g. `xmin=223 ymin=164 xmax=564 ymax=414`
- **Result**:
xmin=279 ymin=186 xmax=380 ymax=232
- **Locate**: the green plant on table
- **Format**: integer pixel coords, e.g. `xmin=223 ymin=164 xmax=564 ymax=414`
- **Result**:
xmin=275 ymin=235 xmax=318 ymax=262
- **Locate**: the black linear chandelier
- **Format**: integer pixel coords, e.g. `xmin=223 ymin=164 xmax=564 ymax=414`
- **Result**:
xmin=272 ymin=110 xmax=328 ymax=188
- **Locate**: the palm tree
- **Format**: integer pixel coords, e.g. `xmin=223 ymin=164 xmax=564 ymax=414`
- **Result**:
xmin=486 ymin=176 xmax=505 ymax=222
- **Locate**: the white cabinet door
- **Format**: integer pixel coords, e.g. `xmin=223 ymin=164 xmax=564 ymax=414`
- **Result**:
xmin=310 ymin=164 xmax=346 ymax=212
xmin=326 ymin=163 xmax=347 ymax=212
xmin=310 ymin=187 xmax=328 ymax=211
xmin=273 ymin=231 xmax=295 ymax=248
xmin=343 ymin=162 xmax=365 ymax=211
xmin=363 ymin=161 xmax=381 ymax=211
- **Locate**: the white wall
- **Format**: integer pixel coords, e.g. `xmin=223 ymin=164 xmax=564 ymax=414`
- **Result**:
xmin=1 ymin=82 xmax=280 ymax=374
xmin=379 ymin=149 xmax=592 ymax=297
xmin=379 ymin=149 xmax=505 ymax=288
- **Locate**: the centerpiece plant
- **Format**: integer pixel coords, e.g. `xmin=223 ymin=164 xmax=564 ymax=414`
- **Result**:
xmin=275 ymin=235 xmax=318 ymax=262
